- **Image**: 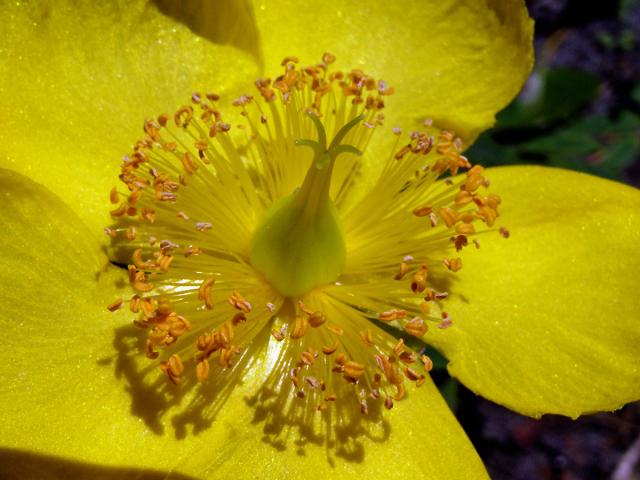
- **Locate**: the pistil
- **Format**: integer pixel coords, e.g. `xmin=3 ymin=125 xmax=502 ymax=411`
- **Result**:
xmin=249 ymin=112 xmax=363 ymax=298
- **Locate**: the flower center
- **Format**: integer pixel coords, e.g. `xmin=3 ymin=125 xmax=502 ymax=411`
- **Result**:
xmin=249 ymin=113 xmax=363 ymax=297
xmin=105 ymin=54 xmax=505 ymax=437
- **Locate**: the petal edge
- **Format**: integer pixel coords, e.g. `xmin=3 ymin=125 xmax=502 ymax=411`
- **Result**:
xmin=426 ymin=166 xmax=640 ymax=418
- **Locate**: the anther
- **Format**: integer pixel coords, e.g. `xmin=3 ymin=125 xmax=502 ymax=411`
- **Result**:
xmin=291 ymin=316 xmax=309 ymax=339
xmin=443 ymin=258 xmax=463 ymax=272
xmin=109 ymin=187 xmax=119 ymax=204
xmin=328 ymin=325 xmax=344 ymax=336
xmin=322 ymin=342 xmax=338 ymax=355
xmin=384 ymin=396 xmax=394 ymax=410
xmin=174 ymin=106 xmax=193 ymax=128
xmin=359 ymin=329 xmax=375 ymax=347
xmin=413 ymin=205 xmax=433 ymax=217
xmin=196 ymin=359 xmax=210 ymax=380
xmin=126 ymin=226 xmax=137 ymax=241
xmin=161 ymin=354 xmax=185 ymax=385
xmin=393 ymin=339 xmax=405 ymax=356
xmin=104 ymin=227 xmax=117 ymax=238
xmin=343 ymin=361 xmax=365 ymax=378
xmin=129 ymin=295 xmax=141 ymax=313
xmin=271 ymin=325 xmax=286 ymax=342
xmin=184 ymin=245 xmax=202 ymax=257
xmin=410 ymin=264 xmax=429 ymax=293
xmin=404 ymin=367 xmax=420 ymax=381
xmin=394 ymin=261 xmax=409 ymax=280
xmin=456 ymin=223 xmax=475 ymax=235
xmin=438 ymin=207 xmax=459 ymax=228
xmin=308 ymin=311 xmax=327 ymax=328
xmin=107 ymin=298 xmax=124 ymax=312
xmin=421 ymin=355 xmax=434 ymax=372
xmin=378 ymin=309 xmax=407 ymax=322
xmin=452 ymin=235 xmax=468 ymax=251
xmin=198 ymin=278 xmax=215 ymax=310
xmin=300 ymin=349 xmax=316 ymax=366
xmin=404 ymin=317 xmax=428 ymax=337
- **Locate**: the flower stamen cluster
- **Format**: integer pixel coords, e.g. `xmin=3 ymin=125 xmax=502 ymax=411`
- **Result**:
xmin=106 ymin=54 xmax=505 ymax=422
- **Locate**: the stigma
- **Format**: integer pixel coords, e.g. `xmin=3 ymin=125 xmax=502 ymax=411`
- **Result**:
xmin=106 ymin=54 xmax=504 ymax=424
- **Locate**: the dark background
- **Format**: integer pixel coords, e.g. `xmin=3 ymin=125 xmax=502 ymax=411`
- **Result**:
xmin=445 ymin=1 xmax=640 ymax=478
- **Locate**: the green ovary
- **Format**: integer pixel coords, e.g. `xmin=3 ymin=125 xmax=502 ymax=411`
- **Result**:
xmin=249 ymin=113 xmax=362 ymax=298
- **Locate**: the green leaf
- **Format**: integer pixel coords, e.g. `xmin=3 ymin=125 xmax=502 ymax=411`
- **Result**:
xmin=495 ymin=68 xmax=601 ymax=129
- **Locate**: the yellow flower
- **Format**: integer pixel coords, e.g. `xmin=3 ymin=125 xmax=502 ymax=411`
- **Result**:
xmin=0 ymin=1 xmax=638 ymax=480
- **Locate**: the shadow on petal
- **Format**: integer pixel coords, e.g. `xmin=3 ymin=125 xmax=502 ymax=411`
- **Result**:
xmin=152 ymin=0 xmax=262 ymax=65
xmin=108 ymin=321 xmax=391 ymax=466
xmin=109 ymin=324 xmax=249 ymax=437
xmin=0 ymin=448 xmax=196 ymax=480
xmin=246 ymin=378 xmax=390 ymax=466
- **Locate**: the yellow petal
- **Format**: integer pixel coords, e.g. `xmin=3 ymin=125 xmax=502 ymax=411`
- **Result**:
xmin=252 ymin=0 xmax=533 ymax=142
xmin=0 ymin=449 xmax=197 ymax=480
xmin=187 ymin=373 xmax=490 ymax=480
xmin=0 ymin=169 xmax=488 ymax=478
xmin=0 ymin=0 xmax=258 ymax=237
xmin=426 ymin=166 xmax=640 ymax=418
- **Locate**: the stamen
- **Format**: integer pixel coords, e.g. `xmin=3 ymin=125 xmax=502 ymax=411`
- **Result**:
xmin=105 ymin=52 xmax=502 ymax=434
xmin=197 ymin=278 xmax=215 ymax=310
xmin=404 ymin=317 xmax=428 ymax=337
xmin=107 ymin=298 xmax=124 ymax=312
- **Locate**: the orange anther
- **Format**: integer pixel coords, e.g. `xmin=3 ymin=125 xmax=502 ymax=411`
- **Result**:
xmin=271 ymin=326 xmax=286 ymax=342
xmin=300 ymin=349 xmax=316 ymax=366
xmin=327 ymin=325 xmax=344 ymax=336
xmin=404 ymin=317 xmax=428 ymax=337
xmin=412 ymin=205 xmax=433 ymax=217
xmin=181 ymin=152 xmax=199 ymax=174
xmin=308 ymin=311 xmax=327 ymax=328
xmin=109 ymin=187 xmax=119 ymax=204
xmin=343 ymin=361 xmax=365 ymax=378
xmin=378 ymin=309 xmax=407 ymax=322
xmin=404 ymin=367 xmax=421 ymax=381
xmin=322 ymin=342 xmax=338 ymax=355
xmin=394 ymin=261 xmax=409 ymax=280
xmin=456 ymin=223 xmax=475 ymax=235
xmin=198 ymin=278 xmax=215 ymax=310
xmin=393 ymin=338 xmax=405 ymax=356
xmin=196 ymin=359 xmax=210 ymax=381
xmin=281 ymin=55 xmax=300 ymax=66
xmin=411 ymin=264 xmax=429 ymax=293
xmin=174 ymin=105 xmax=194 ymax=128
xmin=359 ymin=329 xmax=375 ymax=347
xmin=455 ymin=191 xmax=474 ymax=205
xmin=107 ymin=298 xmax=124 ymax=312
xmin=110 ymin=202 xmax=127 ymax=217
xmin=291 ymin=316 xmax=308 ymax=339
xmin=228 ymin=291 xmax=251 ymax=313
xmin=421 ymin=355 xmax=434 ymax=372
xmin=438 ymin=207 xmax=458 ymax=228
xmin=443 ymin=257 xmax=463 ymax=272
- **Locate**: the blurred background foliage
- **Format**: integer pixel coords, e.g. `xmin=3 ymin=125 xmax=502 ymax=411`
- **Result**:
xmin=437 ymin=1 xmax=640 ymax=479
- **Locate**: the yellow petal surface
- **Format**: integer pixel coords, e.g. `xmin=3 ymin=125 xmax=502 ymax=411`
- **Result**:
xmin=426 ymin=166 xmax=640 ymax=418
xmin=251 ymin=0 xmax=533 ymax=142
xmin=0 ymin=0 xmax=258 ymax=237
xmin=0 ymin=167 xmax=488 ymax=478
